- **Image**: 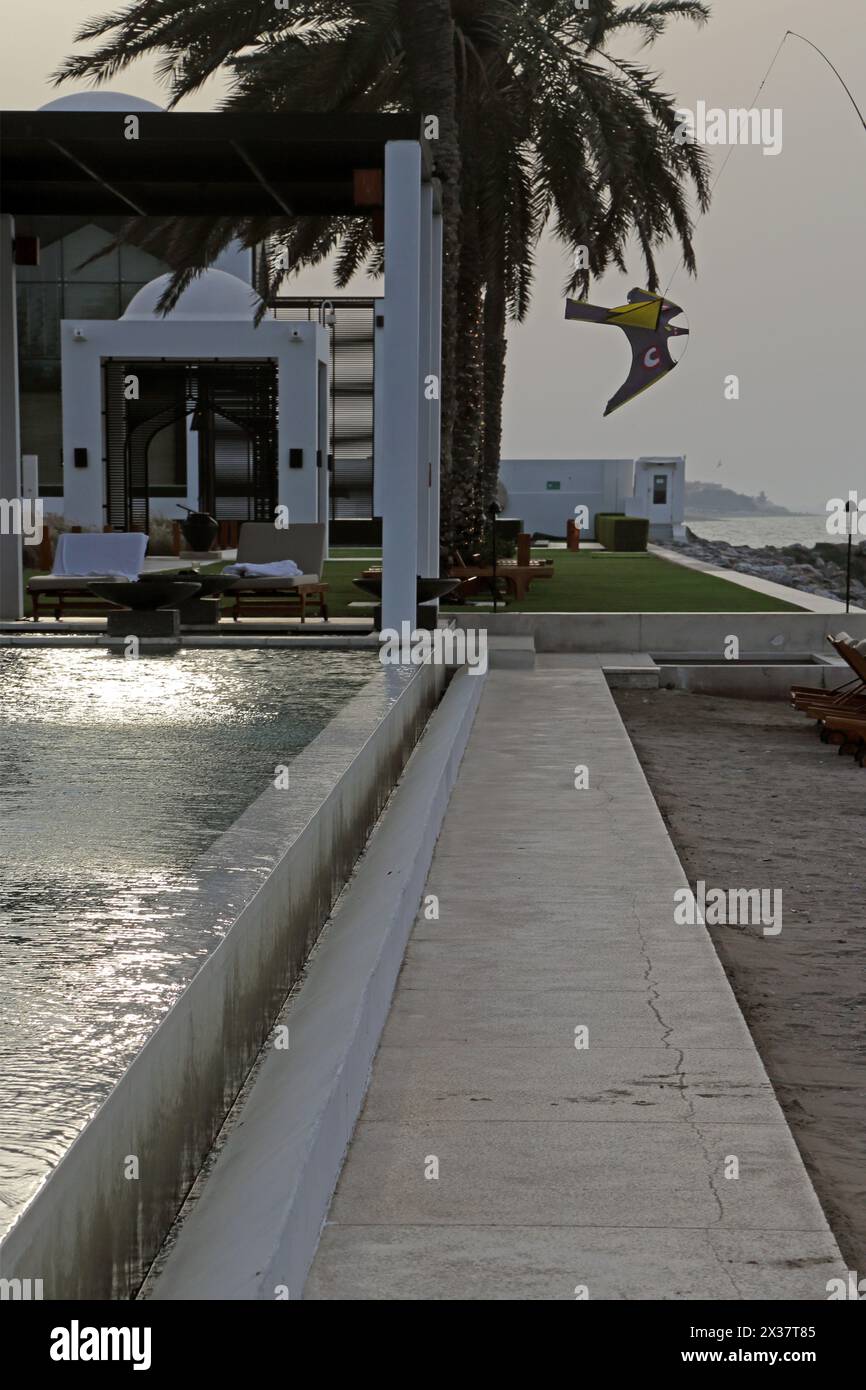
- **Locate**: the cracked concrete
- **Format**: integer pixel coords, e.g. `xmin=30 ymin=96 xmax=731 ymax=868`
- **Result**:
xmin=305 ymin=668 xmax=845 ymax=1300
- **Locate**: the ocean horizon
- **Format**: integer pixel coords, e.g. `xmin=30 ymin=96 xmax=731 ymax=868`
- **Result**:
xmin=686 ymin=514 xmax=845 ymax=549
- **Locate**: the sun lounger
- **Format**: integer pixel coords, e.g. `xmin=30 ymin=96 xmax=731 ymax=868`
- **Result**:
xmin=225 ymin=522 xmax=328 ymax=622
xmin=828 ymin=634 xmax=866 ymax=679
xmin=447 ymin=559 xmax=554 ymax=603
xmin=819 ymin=711 xmax=866 ymax=764
xmin=28 ymin=531 xmax=148 ymax=620
xmin=791 ymin=633 xmax=866 ymax=715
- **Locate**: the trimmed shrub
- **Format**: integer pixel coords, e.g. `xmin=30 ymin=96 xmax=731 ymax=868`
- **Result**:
xmin=592 ymin=514 xmax=625 ymax=539
xmin=598 ymin=515 xmax=649 ymax=551
xmin=594 ymin=512 xmax=626 ymax=546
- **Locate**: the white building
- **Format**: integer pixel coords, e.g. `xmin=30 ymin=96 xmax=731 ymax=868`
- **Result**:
xmin=60 ymin=270 xmax=330 ymax=534
xmin=499 ymin=456 xmax=686 ymax=540
xmin=0 ymin=96 xmax=442 ymax=628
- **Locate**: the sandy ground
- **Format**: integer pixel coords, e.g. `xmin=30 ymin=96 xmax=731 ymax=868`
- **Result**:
xmin=614 ymin=689 xmax=866 ymax=1271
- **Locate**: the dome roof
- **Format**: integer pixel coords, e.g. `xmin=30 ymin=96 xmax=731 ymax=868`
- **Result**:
xmin=122 ymin=270 xmax=265 ymax=322
xmin=39 ymin=91 xmax=164 ymax=113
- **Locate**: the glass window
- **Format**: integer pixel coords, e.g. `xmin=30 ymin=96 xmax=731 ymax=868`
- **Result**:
xmin=20 ymin=359 xmax=61 ymax=392
xmin=20 ymin=391 xmax=63 ymax=486
xmin=653 ymin=474 xmax=668 ymax=504
xmin=63 ymin=282 xmax=121 ymax=321
xmin=17 ymin=284 xmax=62 ymax=358
xmin=62 ymin=225 xmax=120 ymax=281
xmin=120 ymin=282 xmax=151 ymax=312
xmin=120 ymin=242 xmax=170 ymax=280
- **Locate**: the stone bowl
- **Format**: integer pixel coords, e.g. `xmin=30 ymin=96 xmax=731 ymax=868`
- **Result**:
xmin=352 ymin=576 xmax=460 ymax=602
xmin=87 ymin=580 xmax=202 ymax=611
xmin=162 ymin=571 xmax=237 ymax=598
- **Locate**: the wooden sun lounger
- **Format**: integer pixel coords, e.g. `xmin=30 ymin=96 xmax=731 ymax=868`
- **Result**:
xmin=226 ymin=522 xmax=329 ymax=623
xmin=791 ymin=637 xmax=866 ymax=715
xmin=27 ymin=529 xmax=149 ymax=620
xmin=819 ymin=711 xmax=866 ymax=764
xmin=792 ymin=681 xmax=866 ymax=716
xmin=447 ymin=560 xmax=554 ymax=603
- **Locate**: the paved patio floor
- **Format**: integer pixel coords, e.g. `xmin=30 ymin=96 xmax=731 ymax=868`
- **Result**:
xmin=305 ymin=668 xmax=844 ymax=1300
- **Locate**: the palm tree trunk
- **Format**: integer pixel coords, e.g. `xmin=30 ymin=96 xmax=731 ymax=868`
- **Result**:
xmin=395 ymin=0 xmax=461 ymax=563
xmin=450 ymin=192 xmax=485 ymax=556
xmin=481 ymin=239 xmax=508 ymax=521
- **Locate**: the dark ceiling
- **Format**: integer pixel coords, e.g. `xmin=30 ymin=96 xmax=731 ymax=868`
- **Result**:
xmin=0 ymin=111 xmax=434 ymax=220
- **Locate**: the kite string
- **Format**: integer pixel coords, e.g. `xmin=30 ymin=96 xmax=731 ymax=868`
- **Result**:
xmin=663 ymin=28 xmax=866 ymax=297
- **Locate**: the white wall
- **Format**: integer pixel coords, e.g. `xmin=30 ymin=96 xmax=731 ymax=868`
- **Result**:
xmin=625 ymin=456 xmax=686 ymax=539
xmin=60 ymin=319 xmax=329 ymax=529
xmin=499 ymin=458 xmax=633 ymax=536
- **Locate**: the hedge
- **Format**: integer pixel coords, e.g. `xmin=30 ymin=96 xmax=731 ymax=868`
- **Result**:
xmin=596 ymin=515 xmax=649 ymax=551
xmin=593 ymin=512 xmax=625 ymax=542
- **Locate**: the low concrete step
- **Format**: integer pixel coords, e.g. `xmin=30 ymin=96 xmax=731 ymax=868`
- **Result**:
xmin=487 ymin=635 xmax=535 ymax=669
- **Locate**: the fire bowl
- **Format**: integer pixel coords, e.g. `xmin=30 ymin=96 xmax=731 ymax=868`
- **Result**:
xmin=352 ymin=576 xmax=460 ymax=603
xmin=88 ymin=580 xmax=202 ymax=611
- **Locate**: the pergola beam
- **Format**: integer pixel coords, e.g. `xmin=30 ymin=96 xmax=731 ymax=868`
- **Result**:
xmin=47 ymin=138 xmax=148 ymax=216
xmin=230 ymin=141 xmax=294 ymax=218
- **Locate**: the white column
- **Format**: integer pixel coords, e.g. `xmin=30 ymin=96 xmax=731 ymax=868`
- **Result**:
xmin=316 ymin=352 xmax=330 ymax=555
xmin=276 ymin=329 xmax=319 ymax=522
xmin=428 ymin=200 xmax=443 ymax=577
xmin=372 ymin=302 xmax=385 ymax=520
xmin=416 ymin=183 xmax=433 ymax=578
xmin=381 ymin=141 xmax=422 ymax=633
xmin=0 ymin=215 xmax=23 ymax=619
xmin=60 ymin=328 xmax=105 ymax=528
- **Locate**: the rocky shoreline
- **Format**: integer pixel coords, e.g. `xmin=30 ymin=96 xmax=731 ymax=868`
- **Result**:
xmin=659 ymin=529 xmax=866 ymax=606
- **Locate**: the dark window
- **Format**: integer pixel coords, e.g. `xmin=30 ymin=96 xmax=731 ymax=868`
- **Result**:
xmin=653 ymin=474 xmax=668 ymax=505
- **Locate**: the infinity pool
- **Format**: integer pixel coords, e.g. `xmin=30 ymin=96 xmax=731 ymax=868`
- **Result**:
xmin=0 ymin=647 xmax=378 ymax=1235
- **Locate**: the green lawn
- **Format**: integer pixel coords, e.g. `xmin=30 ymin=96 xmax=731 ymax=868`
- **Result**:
xmin=439 ymin=549 xmax=803 ymax=614
xmin=20 ymin=548 xmax=803 ymax=620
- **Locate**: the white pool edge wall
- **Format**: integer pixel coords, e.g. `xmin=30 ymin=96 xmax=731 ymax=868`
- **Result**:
xmin=453 ymin=611 xmax=866 ymax=653
xmin=143 ymin=663 xmax=485 ymax=1300
xmin=0 ymin=660 xmax=446 ymax=1299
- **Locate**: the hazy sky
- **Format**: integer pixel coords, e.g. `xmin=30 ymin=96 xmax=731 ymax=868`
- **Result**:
xmin=3 ymin=0 xmax=864 ymax=511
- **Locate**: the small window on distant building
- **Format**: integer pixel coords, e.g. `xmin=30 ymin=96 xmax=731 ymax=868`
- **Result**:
xmin=653 ymin=473 xmax=668 ymax=504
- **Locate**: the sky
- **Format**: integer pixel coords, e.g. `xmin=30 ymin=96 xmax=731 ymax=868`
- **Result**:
xmin=3 ymin=0 xmax=865 ymax=512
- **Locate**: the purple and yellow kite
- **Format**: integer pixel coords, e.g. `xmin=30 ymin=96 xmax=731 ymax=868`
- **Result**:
xmin=565 ymin=288 xmax=689 ymax=416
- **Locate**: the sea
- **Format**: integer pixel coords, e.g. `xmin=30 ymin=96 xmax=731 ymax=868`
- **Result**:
xmin=686 ymin=515 xmax=845 ymax=550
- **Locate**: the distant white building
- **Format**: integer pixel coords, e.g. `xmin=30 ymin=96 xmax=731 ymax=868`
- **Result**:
xmin=499 ymin=456 xmax=686 ymax=540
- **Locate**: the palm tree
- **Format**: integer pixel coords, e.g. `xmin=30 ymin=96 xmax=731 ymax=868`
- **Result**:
xmin=455 ymin=1 xmax=712 ymax=537
xmin=55 ymin=0 xmax=711 ymax=555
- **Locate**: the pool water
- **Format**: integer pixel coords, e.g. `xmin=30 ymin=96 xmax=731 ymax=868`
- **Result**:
xmin=0 ymin=648 xmax=377 ymax=1234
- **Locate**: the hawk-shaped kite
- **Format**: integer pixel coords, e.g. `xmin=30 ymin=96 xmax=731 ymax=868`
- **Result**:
xmin=565 ymin=288 xmax=689 ymax=416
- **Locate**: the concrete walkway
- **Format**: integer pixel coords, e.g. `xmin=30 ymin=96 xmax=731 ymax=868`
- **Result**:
xmin=649 ymin=543 xmax=865 ymax=614
xmin=306 ymin=668 xmax=844 ymax=1300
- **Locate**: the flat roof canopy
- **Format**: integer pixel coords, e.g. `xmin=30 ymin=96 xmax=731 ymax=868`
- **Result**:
xmin=0 ymin=111 xmax=433 ymax=219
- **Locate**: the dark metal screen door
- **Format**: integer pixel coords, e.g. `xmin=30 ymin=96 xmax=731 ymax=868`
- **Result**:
xmin=104 ymin=361 xmax=278 ymax=530
xmin=195 ymin=364 xmax=278 ymax=522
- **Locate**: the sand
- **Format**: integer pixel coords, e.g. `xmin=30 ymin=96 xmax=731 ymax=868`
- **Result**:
xmin=614 ymin=689 xmax=866 ymax=1271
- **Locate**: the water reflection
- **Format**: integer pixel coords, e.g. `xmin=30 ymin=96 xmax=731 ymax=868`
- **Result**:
xmin=0 ymin=648 xmax=377 ymax=1234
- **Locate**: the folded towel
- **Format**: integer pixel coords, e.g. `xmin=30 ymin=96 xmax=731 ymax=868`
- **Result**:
xmin=223 ymin=560 xmax=303 ymax=579
xmin=53 ymin=532 xmax=147 ymax=582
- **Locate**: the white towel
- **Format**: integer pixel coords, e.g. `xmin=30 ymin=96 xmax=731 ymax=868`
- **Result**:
xmin=223 ymin=560 xmax=303 ymax=579
xmin=53 ymin=531 xmax=147 ymax=581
